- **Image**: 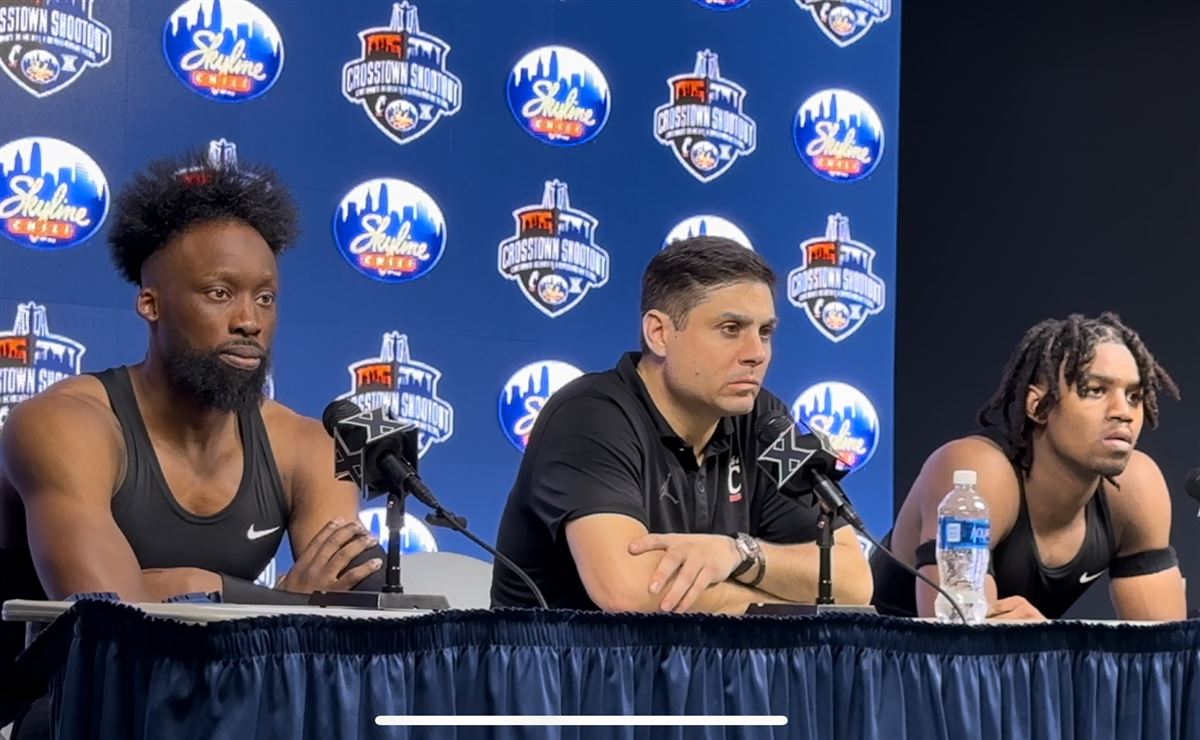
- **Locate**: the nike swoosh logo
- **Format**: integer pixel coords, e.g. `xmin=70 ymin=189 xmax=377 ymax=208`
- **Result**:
xmin=1079 ymin=570 xmax=1106 ymax=584
xmin=246 ymin=524 xmax=281 ymax=541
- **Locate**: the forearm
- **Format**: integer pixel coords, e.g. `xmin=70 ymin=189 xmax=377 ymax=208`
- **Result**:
xmin=35 ymin=547 xmax=150 ymax=602
xmin=686 ymin=580 xmax=788 ymax=615
xmin=750 ymin=539 xmax=872 ymax=605
xmin=586 ymin=552 xmax=787 ymax=614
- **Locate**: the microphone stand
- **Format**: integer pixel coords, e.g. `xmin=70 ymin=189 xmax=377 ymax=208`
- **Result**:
xmin=749 ymin=502 xmax=875 ymax=616
xmin=749 ymin=474 xmax=876 ymax=615
xmin=816 ymin=507 xmax=835 ymax=606
xmin=309 ymin=483 xmax=451 ymax=611
xmin=771 ymin=501 xmax=875 ymax=615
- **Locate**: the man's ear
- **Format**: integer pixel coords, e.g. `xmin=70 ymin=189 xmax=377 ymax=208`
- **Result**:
xmin=136 ymin=288 xmax=159 ymax=322
xmin=1025 ymin=385 xmax=1048 ymax=424
xmin=642 ymin=310 xmax=672 ymax=358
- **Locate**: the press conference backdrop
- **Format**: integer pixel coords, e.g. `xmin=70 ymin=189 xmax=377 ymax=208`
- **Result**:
xmin=0 ymin=0 xmax=900 ymax=580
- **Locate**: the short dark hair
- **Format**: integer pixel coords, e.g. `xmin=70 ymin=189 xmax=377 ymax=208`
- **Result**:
xmin=976 ymin=312 xmax=1179 ymax=473
xmin=641 ymin=236 xmax=776 ymax=332
xmin=107 ymin=149 xmax=300 ymax=284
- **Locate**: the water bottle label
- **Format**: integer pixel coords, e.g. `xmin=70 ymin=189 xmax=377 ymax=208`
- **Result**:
xmin=939 ymin=517 xmax=990 ymax=549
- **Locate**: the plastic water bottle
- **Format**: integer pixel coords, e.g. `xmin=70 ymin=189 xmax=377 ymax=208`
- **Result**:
xmin=934 ymin=469 xmax=990 ymax=624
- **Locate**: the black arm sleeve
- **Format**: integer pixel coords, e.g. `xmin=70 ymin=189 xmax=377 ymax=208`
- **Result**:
xmin=344 ymin=543 xmax=387 ymax=591
xmin=218 ymin=574 xmax=309 ymax=605
xmin=1110 ymin=546 xmax=1178 ymax=578
xmin=221 ymin=542 xmax=388 ymax=603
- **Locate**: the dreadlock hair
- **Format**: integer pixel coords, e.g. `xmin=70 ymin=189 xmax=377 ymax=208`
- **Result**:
xmin=107 ymin=149 xmax=300 ymax=285
xmin=976 ymin=312 xmax=1179 ymax=475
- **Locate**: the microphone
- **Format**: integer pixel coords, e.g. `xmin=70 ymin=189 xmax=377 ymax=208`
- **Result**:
xmin=321 ymin=400 xmax=548 ymax=609
xmin=755 ymin=411 xmax=865 ymax=530
xmin=1186 ymin=468 xmax=1200 ymax=516
xmin=752 ymin=408 xmax=969 ymax=624
xmin=322 ymin=400 xmax=454 ymax=518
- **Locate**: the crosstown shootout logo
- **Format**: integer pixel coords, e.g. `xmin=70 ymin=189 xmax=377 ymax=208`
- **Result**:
xmin=339 ymin=332 xmax=453 ymax=458
xmin=654 ymin=50 xmax=755 ymax=183
xmin=793 ymin=89 xmax=883 ymax=183
xmin=360 ymin=508 xmax=438 ymax=553
xmin=796 ymin=1 xmax=891 ymax=47
xmin=0 ymin=302 xmax=85 ymax=431
xmin=341 ymin=1 xmax=462 ymax=146
xmin=498 ymin=360 xmax=584 ymax=451
xmin=0 ymin=137 xmax=108 ymax=249
xmin=792 ymin=381 xmax=879 ymax=473
xmin=163 ymin=0 xmax=284 ymax=102
xmin=333 ymin=178 xmax=446 ymax=283
xmin=498 ymin=180 xmax=609 ymax=317
xmin=788 ymin=213 xmax=885 ymax=342
xmin=664 ymin=215 xmax=753 ymax=251
xmin=174 ymin=136 xmax=246 ymax=181
xmin=506 ymin=46 xmax=610 ymax=146
xmin=0 ymin=0 xmax=112 ymax=97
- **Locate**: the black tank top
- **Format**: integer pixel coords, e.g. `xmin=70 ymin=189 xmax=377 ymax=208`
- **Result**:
xmin=97 ymin=366 xmax=288 ymax=580
xmin=990 ymin=468 xmax=1117 ymax=618
xmin=871 ymin=432 xmax=1120 ymax=619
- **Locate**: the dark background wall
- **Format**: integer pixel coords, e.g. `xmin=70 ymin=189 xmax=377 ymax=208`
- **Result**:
xmin=896 ymin=0 xmax=1200 ymax=617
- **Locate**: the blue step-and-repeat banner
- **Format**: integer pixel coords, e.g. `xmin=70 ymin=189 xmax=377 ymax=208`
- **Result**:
xmin=0 ymin=0 xmax=900 ymax=582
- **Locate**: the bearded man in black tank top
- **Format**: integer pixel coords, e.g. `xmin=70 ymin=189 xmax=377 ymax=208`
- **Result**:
xmin=0 ymin=151 xmax=385 ymax=668
xmin=871 ymin=313 xmax=1185 ymax=621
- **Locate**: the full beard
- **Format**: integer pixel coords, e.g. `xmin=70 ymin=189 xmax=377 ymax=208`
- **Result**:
xmin=161 ymin=329 xmax=270 ymax=413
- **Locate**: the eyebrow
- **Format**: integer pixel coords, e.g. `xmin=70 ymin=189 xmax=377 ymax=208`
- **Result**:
xmin=714 ymin=312 xmax=779 ymax=328
xmin=1082 ymin=373 xmax=1143 ymax=388
xmin=196 ymin=270 xmax=277 ymax=285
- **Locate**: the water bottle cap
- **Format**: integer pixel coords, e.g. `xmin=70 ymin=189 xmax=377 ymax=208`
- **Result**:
xmin=953 ymin=469 xmax=977 ymax=486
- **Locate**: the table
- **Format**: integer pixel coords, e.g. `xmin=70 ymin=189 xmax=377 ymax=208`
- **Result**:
xmin=2 ymin=598 xmax=430 ymax=626
xmin=6 ymin=599 xmax=1200 ymax=739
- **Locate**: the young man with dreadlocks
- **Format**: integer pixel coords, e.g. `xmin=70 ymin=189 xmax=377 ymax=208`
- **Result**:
xmin=871 ymin=313 xmax=1184 ymax=621
xmin=0 ymin=151 xmax=386 ymax=689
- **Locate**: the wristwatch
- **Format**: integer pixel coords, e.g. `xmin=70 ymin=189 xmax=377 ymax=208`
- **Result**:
xmin=729 ymin=532 xmax=763 ymax=581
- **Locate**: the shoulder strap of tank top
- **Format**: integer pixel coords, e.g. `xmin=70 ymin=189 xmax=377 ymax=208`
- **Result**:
xmin=1088 ymin=481 xmax=1119 ymax=552
xmin=1012 ymin=455 xmax=1032 ymax=525
xmin=90 ymin=367 xmax=141 ymax=444
xmin=238 ymin=402 xmax=290 ymax=517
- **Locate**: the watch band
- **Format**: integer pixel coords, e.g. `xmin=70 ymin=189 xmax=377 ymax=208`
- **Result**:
xmin=730 ymin=533 xmax=756 ymax=579
xmin=746 ymin=545 xmax=767 ymax=588
xmin=730 ymin=532 xmax=761 ymax=582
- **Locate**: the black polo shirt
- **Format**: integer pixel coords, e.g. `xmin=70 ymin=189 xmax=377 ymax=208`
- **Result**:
xmin=490 ymin=352 xmax=835 ymax=609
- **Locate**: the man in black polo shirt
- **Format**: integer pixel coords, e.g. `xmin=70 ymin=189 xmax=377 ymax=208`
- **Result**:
xmin=491 ymin=237 xmax=873 ymax=613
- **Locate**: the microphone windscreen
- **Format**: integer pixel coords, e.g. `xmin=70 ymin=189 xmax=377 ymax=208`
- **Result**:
xmin=755 ymin=410 xmax=794 ymax=446
xmin=321 ymin=399 xmax=363 ymax=437
xmin=1186 ymin=468 xmax=1200 ymax=502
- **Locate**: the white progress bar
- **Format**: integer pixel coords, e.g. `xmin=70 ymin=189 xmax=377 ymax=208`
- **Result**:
xmin=375 ymin=715 xmax=788 ymax=727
